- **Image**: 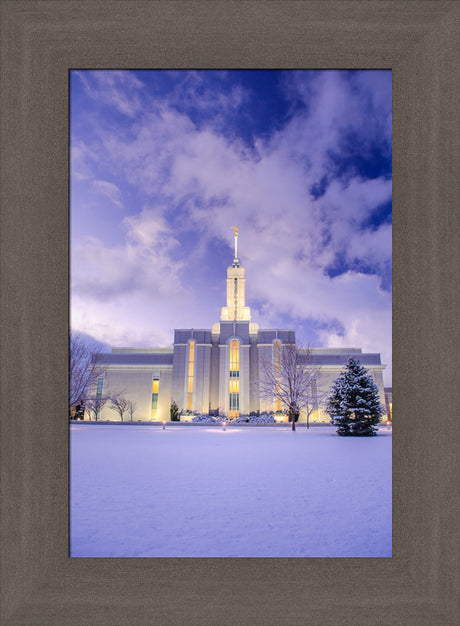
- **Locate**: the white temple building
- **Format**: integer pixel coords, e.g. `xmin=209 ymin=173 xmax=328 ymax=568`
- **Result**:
xmin=93 ymin=228 xmax=386 ymax=422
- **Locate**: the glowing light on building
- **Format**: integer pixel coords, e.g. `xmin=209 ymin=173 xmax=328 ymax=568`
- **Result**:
xmin=187 ymin=340 xmax=195 ymax=411
xmin=151 ymin=378 xmax=159 ymax=419
xmin=229 ymin=339 xmax=240 ymax=419
xmin=274 ymin=340 xmax=282 ymax=412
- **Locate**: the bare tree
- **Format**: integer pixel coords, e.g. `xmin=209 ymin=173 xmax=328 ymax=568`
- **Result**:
xmin=127 ymin=400 xmax=137 ymax=422
xmin=109 ymin=395 xmax=130 ymax=422
xmin=85 ymin=395 xmax=110 ymax=422
xmin=299 ymin=371 xmax=328 ymax=429
xmin=257 ymin=343 xmax=321 ymax=431
xmin=69 ymin=333 xmax=107 ymax=419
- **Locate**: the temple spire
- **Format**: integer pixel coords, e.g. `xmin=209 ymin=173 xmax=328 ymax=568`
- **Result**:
xmin=232 ymin=226 xmax=240 ymax=268
xmin=220 ymin=226 xmax=251 ymax=322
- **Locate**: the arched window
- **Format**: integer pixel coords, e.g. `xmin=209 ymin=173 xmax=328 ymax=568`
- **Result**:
xmin=229 ymin=339 xmax=240 ymax=419
xmin=187 ymin=340 xmax=195 ymax=411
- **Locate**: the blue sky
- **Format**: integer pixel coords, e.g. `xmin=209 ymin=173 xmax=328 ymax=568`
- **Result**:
xmin=70 ymin=70 xmax=392 ymax=383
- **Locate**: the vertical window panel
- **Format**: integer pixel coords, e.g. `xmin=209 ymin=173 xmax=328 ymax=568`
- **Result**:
xmin=151 ymin=377 xmax=160 ymax=419
xmin=187 ymin=340 xmax=195 ymax=411
xmin=274 ymin=341 xmax=282 ymax=412
xmin=229 ymin=339 xmax=240 ymax=419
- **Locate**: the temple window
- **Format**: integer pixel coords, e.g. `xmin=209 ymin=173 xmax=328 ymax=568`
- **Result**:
xmin=274 ymin=340 xmax=282 ymax=412
xmin=229 ymin=339 xmax=240 ymax=419
xmin=186 ymin=340 xmax=195 ymax=411
xmin=151 ymin=378 xmax=160 ymax=419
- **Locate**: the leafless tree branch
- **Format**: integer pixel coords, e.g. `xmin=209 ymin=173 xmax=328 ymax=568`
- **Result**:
xmin=109 ymin=395 xmax=130 ymax=422
xmin=257 ymin=343 xmax=323 ymax=431
xmin=69 ymin=333 xmax=107 ymax=417
xmin=127 ymin=400 xmax=137 ymax=422
xmin=85 ymin=395 xmax=110 ymax=422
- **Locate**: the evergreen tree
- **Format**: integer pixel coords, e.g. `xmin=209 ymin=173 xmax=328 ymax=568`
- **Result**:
xmin=326 ymin=357 xmax=384 ymax=436
xmin=170 ymin=401 xmax=179 ymax=422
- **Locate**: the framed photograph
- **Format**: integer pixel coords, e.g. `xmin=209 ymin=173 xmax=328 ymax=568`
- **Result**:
xmin=69 ymin=68 xmax=392 ymax=561
xmin=1 ymin=1 xmax=458 ymax=624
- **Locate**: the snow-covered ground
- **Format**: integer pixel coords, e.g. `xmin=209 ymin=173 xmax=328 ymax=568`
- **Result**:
xmin=70 ymin=424 xmax=392 ymax=557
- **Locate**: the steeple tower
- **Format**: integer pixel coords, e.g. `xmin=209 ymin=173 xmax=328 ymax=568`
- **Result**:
xmin=233 ymin=226 xmax=239 ymax=267
xmin=220 ymin=227 xmax=251 ymax=322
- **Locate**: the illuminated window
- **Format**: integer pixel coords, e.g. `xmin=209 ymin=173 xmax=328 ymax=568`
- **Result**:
xmin=187 ymin=340 xmax=195 ymax=411
xmin=96 ymin=377 xmax=104 ymax=398
xmin=229 ymin=339 xmax=239 ymax=374
xmin=229 ymin=339 xmax=240 ymax=419
xmin=151 ymin=377 xmax=159 ymax=419
xmin=229 ymin=379 xmax=239 ymax=394
xmin=274 ymin=340 xmax=282 ymax=412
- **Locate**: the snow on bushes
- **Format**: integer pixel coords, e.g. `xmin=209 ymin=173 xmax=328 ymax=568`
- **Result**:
xmin=190 ymin=413 xmax=276 ymax=424
xmin=248 ymin=414 xmax=276 ymax=424
xmin=191 ymin=414 xmax=223 ymax=424
xmin=232 ymin=415 xmax=249 ymax=423
xmin=232 ymin=414 xmax=276 ymax=424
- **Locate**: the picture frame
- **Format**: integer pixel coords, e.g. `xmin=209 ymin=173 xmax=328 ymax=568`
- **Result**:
xmin=1 ymin=1 xmax=458 ymax=624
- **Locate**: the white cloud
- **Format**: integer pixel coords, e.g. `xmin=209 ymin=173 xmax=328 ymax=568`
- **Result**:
xmin=92 ymin=180 xmax=123 ymax=208
xmin=74 ymin=209 xmax=183 ymax=291
xmin=71 ymin=71 xmax=392 ymax=382
xmin=76 ymin=70 xmax=144 ymax=118
xmin=71 ymin=140 xmax=98 ymax=181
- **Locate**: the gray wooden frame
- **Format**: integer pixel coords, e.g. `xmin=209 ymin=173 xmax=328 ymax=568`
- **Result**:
xmin=1 ymin=1 xmax=459 ymax=624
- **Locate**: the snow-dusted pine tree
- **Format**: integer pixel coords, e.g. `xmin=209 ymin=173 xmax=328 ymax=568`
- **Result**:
xmin=170 ymin=401 xmax=179 ymax=421
xmin=326 ymin=357 xmax=384 ymax=436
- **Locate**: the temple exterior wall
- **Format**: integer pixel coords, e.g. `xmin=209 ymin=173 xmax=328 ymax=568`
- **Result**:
xmin=91 ymin=341 xmax=387 ymax=422
xmin=98 ymin=365 xmax=172 ymax=422
xmin=209 ymin=338 xmax=220 ymax=414
xmin=194 ymin=343 xmax=211 ymax=414
xmin=218 ymin=344 xmax=229 ymax=416
xmin=171 ymin=343 xmax=187 ymax=410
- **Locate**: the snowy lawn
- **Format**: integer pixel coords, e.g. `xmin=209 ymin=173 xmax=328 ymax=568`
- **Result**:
xmin=70 ymin=424 xmax=391 ymax=558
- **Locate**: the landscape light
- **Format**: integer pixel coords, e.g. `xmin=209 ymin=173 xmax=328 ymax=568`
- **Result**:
xmin=163 ymin=421 xmax=166 ymax=430
xmin=223 ymin=421 xmax=226 ymax=431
